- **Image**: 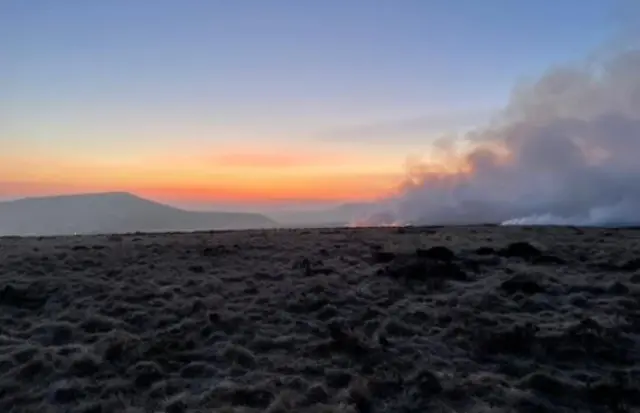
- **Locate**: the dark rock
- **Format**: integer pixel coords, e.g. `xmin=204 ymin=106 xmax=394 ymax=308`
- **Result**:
xmin=383 ymin=257 xmax=426 ymax=279
xmin=0 ymin=284 xmax=47 ymax=309
xmin=412 ymin=368 xmax=443 ymax=395
xmin=304 ymin=383 xmax=330 ymax=405
xmin=620 ymin=258 xmax=640 ymax=271
xmin=499 ymin=241 xmax=542 ymax=259
xmin=475 ymin=246 xmax=496 ymax=255
xmin=325 ymin=322 xmax=371 ymax=356
xmin=165 ymin=397 xmax=188 ymax=413
xmin=328 ymin=321 xmax=349 ymax=342
xmin=534 ymin=254 xmax=566 ymax=265
xmin=51 ymin=381 xmax=82 ymax=403
xmin=325 ymin=369 xmax=352 ymax=388
xmin=585 ymin=378 xmax=633 ymax=408
xmin=208 ymin=311 xmax=221 ymax=324
xmin=519 ymin=371 xmax=576 ymax=398
xmin=190 ymin=299 xmax=206 ymax=314
xmin=501 ymin=274 xmax=545 ymax=295
xmin=378 ymin=335 xmax=389 ymax=347
xmin=316 ymin=304 xmax=339 ymax=321
xmin=371 ymin=250 xmax=396 ymax=264
xmin=69 ymin=354 xmax=101 ymax=377
xmin=300 ymin=258 xmax=312 ymax=276
xmin=49 ymin=323 xmax=75 ymax=345
xmin=383 ymin=255 xmax=468 ymax=282
xmin=608 ymin=281 xmax=630 ymax=295
xmin=415 ymin=246 xmax=456 ymax=261
xmin=128 ymin=361 xmax=164 ymax=388
xmin=74 ymin=401 xmax=104 ymax=413
xmin=477 ymin=323 xmax=538 ymax=356
xmin=461 ymin=259 xmax=481 ymax=273
xmin=349 ymin=383 xmax=373 ymax=413
xmin=573 ymin=317 xmax=604 ymax=334
xmin=225 ymin=387 xmax=274 ymax=408
xmin=202 ymin=247 xmax=218 ymax=257
xmin=179 ymin=362 xmax=214 ymax=378
xmin=311 ymin=267 xmax=334 ymax=275
xmin=18 ymin=359 xmax=47 ymax=380
xmin=188 ymin=265 xmax=205 ymax=273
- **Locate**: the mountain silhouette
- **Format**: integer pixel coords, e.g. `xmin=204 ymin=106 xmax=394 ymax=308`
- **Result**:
xmin=0 ymin=192 xmax=277 ymax=236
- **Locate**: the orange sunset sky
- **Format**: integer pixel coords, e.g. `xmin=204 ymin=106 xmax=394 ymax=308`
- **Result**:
xmin=2 ymin=2 xmax=610 ymax=209
xmin=1 ymin=136 xmax=410 ymax=204
xmin=2 ymin=124 xmax=479 ymax=207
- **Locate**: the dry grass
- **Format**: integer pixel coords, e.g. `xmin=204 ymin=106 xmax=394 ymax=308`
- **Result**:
xmin=1 ymin=225 xmax=639 ymax=412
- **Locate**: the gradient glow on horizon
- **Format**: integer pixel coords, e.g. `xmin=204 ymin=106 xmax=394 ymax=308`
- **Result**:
xmin=1 ymin=0 xmax=617 ymax=207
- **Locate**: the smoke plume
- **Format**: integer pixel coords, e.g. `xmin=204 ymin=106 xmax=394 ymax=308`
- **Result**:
xmin=369 ymin=47 xmax=640 ymax=227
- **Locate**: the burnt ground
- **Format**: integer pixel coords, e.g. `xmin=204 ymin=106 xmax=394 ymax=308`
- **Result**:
xmin=0 ymin=225 xmax=639 ymax=412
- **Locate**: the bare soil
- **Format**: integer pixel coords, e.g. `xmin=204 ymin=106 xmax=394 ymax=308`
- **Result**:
xmin=0 ymin=225 xmax=639 ymax=412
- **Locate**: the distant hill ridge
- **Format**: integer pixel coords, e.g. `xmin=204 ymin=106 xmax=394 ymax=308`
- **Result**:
xmin=0 ymin=192 xmax=277 ymax=236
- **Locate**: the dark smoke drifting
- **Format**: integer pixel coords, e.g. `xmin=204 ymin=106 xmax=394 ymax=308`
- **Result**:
xmin=366 ymin=48 xmax=640 ymax=227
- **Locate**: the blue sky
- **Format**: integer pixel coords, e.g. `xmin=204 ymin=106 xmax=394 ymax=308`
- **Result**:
xmin=0 ymin=0 xmax=621 ymax=205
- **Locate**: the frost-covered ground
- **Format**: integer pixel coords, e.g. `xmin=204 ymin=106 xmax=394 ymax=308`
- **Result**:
xmin=0 ymin=226 xmax=638 ymax=412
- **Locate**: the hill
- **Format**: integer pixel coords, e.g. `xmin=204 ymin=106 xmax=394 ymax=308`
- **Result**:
xmin=0 ymin=192 xmax=277 ymax=236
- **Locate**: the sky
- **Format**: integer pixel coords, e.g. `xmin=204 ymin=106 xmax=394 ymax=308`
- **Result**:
xmin=0 ymin=0 xmax=620 ymax=210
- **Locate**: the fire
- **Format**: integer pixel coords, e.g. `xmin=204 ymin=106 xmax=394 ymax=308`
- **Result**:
xmin=347 ymin=220 xmax=404 ymax=228
xmin=347 ymin=211 xmax=405 ymax=228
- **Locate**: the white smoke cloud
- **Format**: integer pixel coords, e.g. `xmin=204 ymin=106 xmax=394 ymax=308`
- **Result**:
xmin=365 ymin=47 xmax=640 ymax=227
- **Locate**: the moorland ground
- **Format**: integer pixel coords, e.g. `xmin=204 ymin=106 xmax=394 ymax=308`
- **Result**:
xmin=0 ymin=225 xmax=639 ymax=412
